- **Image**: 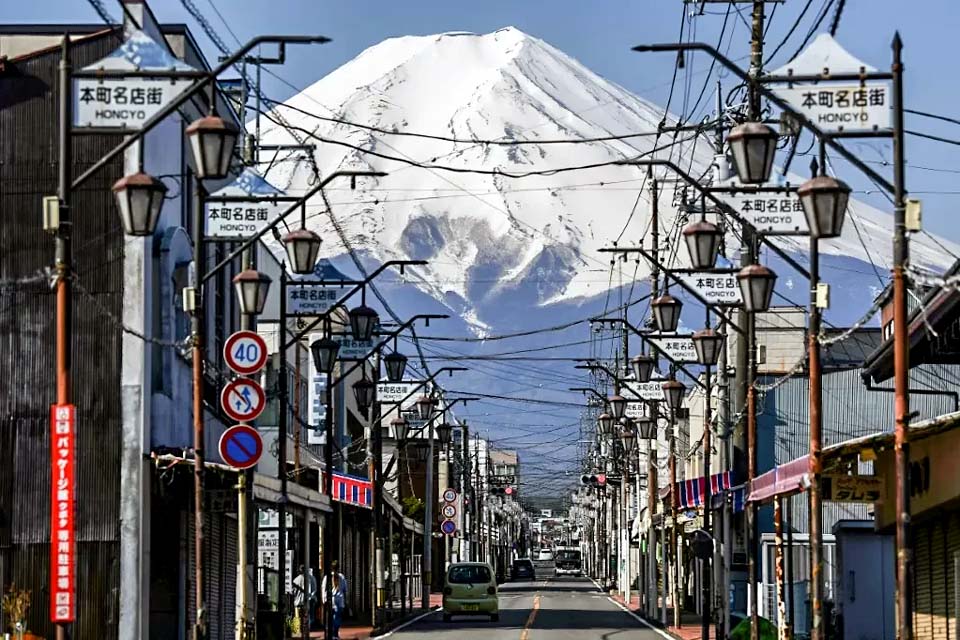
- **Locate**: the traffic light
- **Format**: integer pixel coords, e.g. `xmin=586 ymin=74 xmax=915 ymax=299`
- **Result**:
xmin=580 ymin=474 xmax=598 ymax=486
xmin=491 ymin=487 xmax=516 ymax=496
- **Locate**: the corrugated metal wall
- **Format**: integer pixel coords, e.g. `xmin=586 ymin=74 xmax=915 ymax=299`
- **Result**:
xmin=0 ymin=32 xmax=124 ymax=638
xmin=757 ymin=363 xmax=960 ymax=535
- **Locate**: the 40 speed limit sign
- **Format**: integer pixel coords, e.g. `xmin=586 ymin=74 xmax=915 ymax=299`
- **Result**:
xmin=224 ymin=330 xmax=268 ymax=375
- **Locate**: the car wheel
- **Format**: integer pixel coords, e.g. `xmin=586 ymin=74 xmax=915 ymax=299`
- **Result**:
xmin=443 ymin=614 xmax=451 ymax=623
xmin=491 ymin=614 xmax=500 ymax=622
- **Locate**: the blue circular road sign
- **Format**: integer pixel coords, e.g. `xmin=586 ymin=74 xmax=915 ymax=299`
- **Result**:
xmin=440 ymin=519 xmax=457 ymax=536
xmin=219 ymin=424 xmax=263 ymax=470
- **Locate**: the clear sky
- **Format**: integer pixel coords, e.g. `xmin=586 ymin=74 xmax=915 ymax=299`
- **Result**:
xmin=8 ymin=0 xmax=960 ymax=242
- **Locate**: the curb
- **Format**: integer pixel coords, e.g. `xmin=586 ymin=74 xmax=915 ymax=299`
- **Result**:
xmin=370 ymin=606 xmax=440 ymax=639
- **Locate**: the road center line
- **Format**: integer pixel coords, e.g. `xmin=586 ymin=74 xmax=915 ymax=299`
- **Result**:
xmin=519 ymin=590 xmax=542 ymax=640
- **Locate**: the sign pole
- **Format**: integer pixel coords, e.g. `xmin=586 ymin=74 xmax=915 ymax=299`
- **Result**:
xmin=278 ymin=268 xmax=289 ymax=630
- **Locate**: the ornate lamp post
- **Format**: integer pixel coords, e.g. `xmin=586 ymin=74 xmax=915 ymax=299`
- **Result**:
xmin=232 ymin=269 xmax=271 ymax=315
xmin=683 ymin=220 xmax=724 ymax=270
xmin=282 ymin=228 xmax=323 ymax=275
xmin=726 ymin=122 xmax=779 ymax=185
xmin=652 ymin=293 xmax=682 ymax=333
xmin=111 ymin=172 xmax=167 ymax=236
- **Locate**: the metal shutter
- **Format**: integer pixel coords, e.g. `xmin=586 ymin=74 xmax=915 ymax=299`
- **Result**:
xmin=916 ymin=520 xmax=933 ymax=640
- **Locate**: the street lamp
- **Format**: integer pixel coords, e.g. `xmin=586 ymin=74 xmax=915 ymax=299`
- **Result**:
xmin=631 ymin=354 xmax=656 ymax=383
xmin=726 ymin=122 xmax=779 ymax=185
xmin=636 ymin=416 xmax=656 ymax=440
xmin=383 ymin=351 xmax=408 ymax=383
xmin=232 ymin=269 xmax=271 ymax=315
xmin=349 ymin=304 xmax=379 ymax=342
xmin=652 ymin=293 xmax=682 ymax=333
xmin=185 ymin=114 xmax=239 ymax=180
xmin=436 ymin=422 xmax=453 ymax=446
xmin=798 ymin=175 xmax=851 ymax=239
xmin=683 ymin=220 xmax=723 ymax=270
xmin=692 ymin=328 xmax=725 ymax=366
xmin=737 ymin=264 xmax=777 ymax=313
xmin=662 ymin=379 xmax=686 ymax=411
xmin=608 ymin=394 xmax=628 ymax=419
xmin=352 ymin=377 xmax=376 ymax=413
xmin=391 ymin=416 xmax=410 ymax=442
xmin=597 ymin=413 xmax=615 ymax=436
xmin=411 ymin=440 xmax=431 ymax=463
xmin=416 ymin=395 xmax=435 ymax=421
xmin=619 ymin=420 xmax=638 ymax=454
xmin=111 ymin=172 xmax=167 ymax=236
xmin=310 ymin=336 xmax=340 ymax=375
xmin=282 ymin=228 xmax=323 ymax=275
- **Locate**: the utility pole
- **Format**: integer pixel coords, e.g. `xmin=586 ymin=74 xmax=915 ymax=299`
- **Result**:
xmin=891 ymin=34 xmax=913 ymax=640
xmin=648 ymin=172 xmax=660 ymax=619
xmin=702 ymin=311 xmax=714 ymax=640
xmin=55 ymin=35 xmax=72 ymax=640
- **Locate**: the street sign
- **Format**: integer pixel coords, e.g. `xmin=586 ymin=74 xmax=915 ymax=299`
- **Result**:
xmin=50 ymin=404 xmax=76 ymax=622
xmin=623 ymin=379 xmax=666 ymax=402
xmin=440 ymin=519 xmax=457 ymax=536
xmin=334 ymin=335 xmax=378 ymax=360
xmin=769 ymin=34 xmax=891 ymax=133
xmin=378 ymin=381 xmax=420 ymax=404
xmin=73 ymin=30 xmax=197 ymax=129
xmin=206 ymin=168 xmax=286 ymax=239
xmin=677 ymin=272 xmax=742 ymax=306
xmin=823 ymin=474 xmax=882 ymax=503
xmin=647 ymin=336 xmax=698 ymax=363
xmin=307 ymin=373 xmax=328 ymax=445
xmin=220 ymin=379 xmax=266 ymax=423
xmin=441 ymin=504 xmax=457 ymax=519
xmin=442 ymin=488 xmax=458 ymax=503
xmin=223 ymin=330 xmax=268 ymax=375
xmin=286 ymin=285 xmax=341 ymax=316
xmin=218 ymin=424 xmax=263 ymax=470
xmin=716 ymin=185 xmax=808 ymax=235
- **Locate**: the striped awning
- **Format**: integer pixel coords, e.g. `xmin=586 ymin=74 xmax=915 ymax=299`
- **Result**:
xmin=747 ymin=455 xmax=810 ymax=503
xmin=674 ymin=470 xmax=734 ymax=509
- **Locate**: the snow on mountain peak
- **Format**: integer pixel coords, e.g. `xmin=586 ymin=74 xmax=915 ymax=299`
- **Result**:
xmin=260 ymin=28 xmax=958 ymax=329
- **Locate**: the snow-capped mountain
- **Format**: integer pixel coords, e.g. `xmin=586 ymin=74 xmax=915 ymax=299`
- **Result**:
xmin=259 ymin=26 xmax=957 ymax=329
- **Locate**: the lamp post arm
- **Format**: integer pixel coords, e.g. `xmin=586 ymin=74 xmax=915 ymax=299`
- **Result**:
xmin=617 ymin=158 xmax=810 ymax=281
xmin=71 ymin=34 xmax=329 ymax=191
xmin=381 ymin=396 xmax=477 ymax=481
xmin=204 ymin=170 xmax=389 ymax=286
xmin=631 ymin=42 xmax=895 ymax=193
xmin=372 ymin=367 xmax=468 ymax=430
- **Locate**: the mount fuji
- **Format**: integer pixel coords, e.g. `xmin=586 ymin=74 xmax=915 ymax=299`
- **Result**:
xmin=256 ymin=27 xmax=957 ymax=488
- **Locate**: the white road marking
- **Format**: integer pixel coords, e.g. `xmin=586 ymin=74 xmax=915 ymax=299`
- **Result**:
xmin=370 ymin=607 xmax=439 ymax=639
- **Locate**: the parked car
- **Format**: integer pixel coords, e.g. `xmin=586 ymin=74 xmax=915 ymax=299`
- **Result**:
xmin=442 ymin=562 xmax=499 ymax=622
xmin=537 ymin=548 xmax=554 ymax=561
xmin=511 ymin=558 xmax=536 ymax=581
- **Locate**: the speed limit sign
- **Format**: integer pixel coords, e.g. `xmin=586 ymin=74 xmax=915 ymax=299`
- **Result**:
xmin=224 ymin=330 xmax=268 ymax=375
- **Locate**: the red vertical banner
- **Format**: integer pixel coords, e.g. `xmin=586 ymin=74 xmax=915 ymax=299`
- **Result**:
xmin=49 ymin=404 xmax=75 ymax=623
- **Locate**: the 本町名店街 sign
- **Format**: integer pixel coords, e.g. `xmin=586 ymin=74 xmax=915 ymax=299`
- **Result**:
xmin=717 ymin=189 xmax=809 ymax=235
xmin=647 ymin=336 xmax=698 ymax=363
xmin=677 ymin=272 xmax=742 ymax=306
xmin=775 ymin=83 xmax=891 ymax=133
xmin=286 ymin=286 xmax=341 ymax=316
xmin=73 ymin=30 xmax=197 ymax=130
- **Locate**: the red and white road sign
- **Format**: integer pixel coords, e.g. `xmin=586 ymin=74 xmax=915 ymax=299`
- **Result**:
xmin=220 ymin=378 xmax=266 ymax=422
xmin=440 ymin=519 xmax=457 ymax=536
xmin=219 ymin=424 xmax=264 ymax=470
xmin=224 ymin=330 xmax=268 ymax=375
xmin=441 ymin=504 xmax=457 ymax=519
xmin=442 ymin=488 xmax=458 ymax=503
xmin=50 ymin=404 xmax=76 ymax=623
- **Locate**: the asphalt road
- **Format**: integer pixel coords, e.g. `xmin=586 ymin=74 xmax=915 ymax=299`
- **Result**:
xmin=390 ymin=576 xmax=665 ymax=640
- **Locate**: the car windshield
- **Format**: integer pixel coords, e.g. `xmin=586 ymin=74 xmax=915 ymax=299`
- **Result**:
xmin=556 ymin=550 xmax=581 ymax=562
xmin=448 ymin=565 xmax=491 ymax=584
xmin=513 ymin=560 xmax=533 ymax=569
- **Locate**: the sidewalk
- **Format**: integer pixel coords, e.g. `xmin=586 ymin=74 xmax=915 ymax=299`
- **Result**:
xmin=609 ymin=592 xmax=710 ymax=640
xmin=307 ymin=594 xmax=443 ymax=639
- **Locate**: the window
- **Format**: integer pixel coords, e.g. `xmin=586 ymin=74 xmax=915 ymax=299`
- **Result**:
xmin=447 ymin=565 xmax=491 ymax=584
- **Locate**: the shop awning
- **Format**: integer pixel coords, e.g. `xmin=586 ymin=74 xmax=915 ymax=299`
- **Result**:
xmin=661 ymin=470 xmax=734 ymax=509
xmin=747 ymin=456 xmax=810 ymax=503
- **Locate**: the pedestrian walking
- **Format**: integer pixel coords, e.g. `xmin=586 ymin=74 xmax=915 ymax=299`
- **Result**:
xmin=292 ymin=564 xmax=317 ymax=629
xmin=321 ymin=560 xmax=348 ymax=640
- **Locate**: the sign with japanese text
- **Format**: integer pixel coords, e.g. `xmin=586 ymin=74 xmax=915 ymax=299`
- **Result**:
xmin=774 ymin=83 xmax=891 ymax=133
xmin=646 ymin=336 xmax=698 ymax=363
xmin=717 ymin=186 xmax=809 ymax=235
xmin=307 ymin=359 xmax=327 ymax=445
xmin=73 ymin=30 xmax=197 ymax=129
xmin=333 ymin=335 xmax=378 ymax=360
xmin=286 ymin=285 xmax=341 ymax=317
xmin=823 ymin=474 xmax=883 ymax=503
xmin=677 ymin=272 xmax=742 ymax=306
xmin=205 ymin=169 xmax=287 ymax=239
xmin=50 ymin=404 xmax=76 ymax=623
xmin=622 ymin=379 xmax=666 ymax=402
xmin=377 ymin=381 xmax=420 ymax=404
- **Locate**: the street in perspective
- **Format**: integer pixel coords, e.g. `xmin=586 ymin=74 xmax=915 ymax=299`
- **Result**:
xmin=2 ymin=1 xmax=960 ymax=640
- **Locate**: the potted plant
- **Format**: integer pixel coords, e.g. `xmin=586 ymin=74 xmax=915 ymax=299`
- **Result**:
xmin=1 ymin=584 xmax=31 ymax=640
